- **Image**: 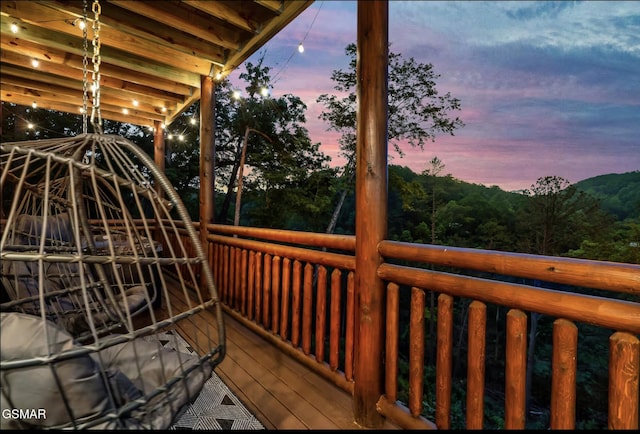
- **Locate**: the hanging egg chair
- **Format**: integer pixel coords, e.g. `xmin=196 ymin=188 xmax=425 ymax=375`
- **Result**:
xmin=0 ymin=133 xmax=225 ymax=429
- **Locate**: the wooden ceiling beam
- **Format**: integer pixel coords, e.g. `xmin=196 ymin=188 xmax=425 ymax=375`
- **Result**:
xmin=255 ymin=1 xmax=284 ymax=14
xmin=0 ymin=39 xmax=193 ymax=98
xmin=0 ymin=1 xmax=215 ymax=77
xmin=1 ymin=0 xmax=314 ymax=128
xmin=1 ymin=15 xmax=202 ymax=88
xmin=0 ymin=59 xmax=184 ymax=116
xmin=0 ymin=76 xmax=163 ymax=119
xmin=182 ymin=1 xmax=261 ymax=33
xmin=1 ymin=91 xmax=160 ymax=128
xmin=45 ymin=0 xmax=227 ymax=67
xmin=0 ymin=82 xmax=165 ymax=122
xmin=108 ymin=0 xmax=244 ymax=51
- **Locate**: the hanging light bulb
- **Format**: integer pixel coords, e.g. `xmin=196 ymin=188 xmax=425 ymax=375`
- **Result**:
xmin=298 ymin=42 xmax=304 ymax=53
xmin=132 ymin=99 xmax=139 ymax=107
xmin=31 ymin=59 xmax=40 ymax=68
xmin=27 ymin=122 xmax=34 ymax=129
xmin=122 ymin=108 xmax=129 ymax=115
xmin=260 ymin=87 xmax=269 ymax=97
xmin=233 ymin=90 xmax=242 ymax=100
xmin=190 ymin=118 xmax=197 ymax=125
xmin=31 ymin=102 xmax=37 ymax=109
xmin=11 ymin=23 xmax=19 ymax=34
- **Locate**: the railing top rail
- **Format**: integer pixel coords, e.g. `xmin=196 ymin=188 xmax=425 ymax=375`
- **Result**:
xmin=379 ymin=240 xmax=640 ymax=296
xmin=207 ymin=223 xmax=356 ymax=252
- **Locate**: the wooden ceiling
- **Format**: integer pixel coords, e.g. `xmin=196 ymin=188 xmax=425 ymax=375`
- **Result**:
xmin=0 ymin=0 xmax=313 ymax=128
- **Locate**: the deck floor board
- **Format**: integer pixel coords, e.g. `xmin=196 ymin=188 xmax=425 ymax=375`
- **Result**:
xmin=160 ymin=275 xmax=399 ymax=430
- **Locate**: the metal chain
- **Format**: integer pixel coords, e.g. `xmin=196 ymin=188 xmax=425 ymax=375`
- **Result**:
xmin=81 ymin=0 xmax=88 ymax=134
xmin=90 ymin=0 xmax=102 ymax=133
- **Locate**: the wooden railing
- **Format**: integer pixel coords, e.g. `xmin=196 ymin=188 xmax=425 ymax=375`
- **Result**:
xmin=164 ymin=222 xmax=639 ymax=430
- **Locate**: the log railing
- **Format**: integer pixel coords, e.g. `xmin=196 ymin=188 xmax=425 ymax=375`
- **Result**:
xmin=377 ymin=240 xmax=639 ymax=430
xmin=163 ymin=221 xmax=639 ymax=430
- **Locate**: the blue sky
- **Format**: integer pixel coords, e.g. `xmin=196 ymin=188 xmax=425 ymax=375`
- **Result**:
xmin=229 ymin=1 xmax=640 ymax=192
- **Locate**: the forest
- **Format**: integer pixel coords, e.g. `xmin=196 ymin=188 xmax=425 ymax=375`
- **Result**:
xmin=2 ymin=44 xmax=638 ymax=429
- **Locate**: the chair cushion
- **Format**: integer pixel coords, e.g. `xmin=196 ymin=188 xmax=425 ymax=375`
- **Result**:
xmin=0 ymin=312 xmax=211 ymax=429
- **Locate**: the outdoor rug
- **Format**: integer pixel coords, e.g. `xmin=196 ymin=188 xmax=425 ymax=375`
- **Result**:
xmin=148 ymin=330 xmax=265 ymax=430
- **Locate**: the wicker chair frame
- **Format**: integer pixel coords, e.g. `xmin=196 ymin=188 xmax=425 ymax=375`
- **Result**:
xmin=0 ymin=133 xmax=225 ymax=429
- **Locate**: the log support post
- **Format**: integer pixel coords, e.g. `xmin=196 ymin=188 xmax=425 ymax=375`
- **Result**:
xmin=200 ymin=75 xmax=216 ymax=285
xmin=353 ymin=0 xmax=389 ymax=428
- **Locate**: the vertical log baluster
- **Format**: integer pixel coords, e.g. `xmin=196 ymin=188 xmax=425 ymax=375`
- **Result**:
xmin=505 ymin=309 xmax=528 ymax=429
xmin=254 ymin=251 xmax=263 ymax=323
xmin=316 ymin=265 xmax=328 ymax=363
xmin=385 ymin=283 xmax=399 ymax=402
xmin=550 ymin=318 xmax=577 ymax=429
xmin=436 ymin=293 xmax=453 ymax=429
xmin=262 ymin=253 xmax=271 ymax=328
xmin=345 ymin=271 xmax=355 ymax=382
xmin=302 ymin=263 xmax=313 ymax=355
xmin=247 ymin=250 xmax=256 ymax=321
xmin=467 ymin=300 xmax=486 ymax=429
xmin=280 ymin=258 xmax=292 ymax=341
xmin=409 ymin=287 xmax=425 ymax=418
xmin=609 ymin=332 xmax=639 ymax=430
xmin=329 ymin=268 xmax=342 ymax=371
xmin=241 ymin=249 xmax=249 ymax=316
xmin=272 ymin=255 xmax=281 ymax=334
xmin=291 ymin=260 xmax=302 ymax=348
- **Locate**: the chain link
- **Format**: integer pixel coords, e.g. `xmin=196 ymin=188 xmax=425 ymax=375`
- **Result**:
xmin=81 ymin=0 xmax=88 ymax=134
xmin=90 ymin=0 xmax=102 ymax=133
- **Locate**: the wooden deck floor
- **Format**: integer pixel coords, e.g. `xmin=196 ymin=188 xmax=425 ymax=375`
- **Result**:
xmin=159 ymin=276 xmax=399 ymax=430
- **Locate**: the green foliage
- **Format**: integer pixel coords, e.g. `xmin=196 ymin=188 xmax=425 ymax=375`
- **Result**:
xmin=317 ymin=43 xmax=464 ymax=164
xmin=212 ymin=57 xmax=334 ymax=226
xmin=574 ymin=171 xmax=640 ymax=220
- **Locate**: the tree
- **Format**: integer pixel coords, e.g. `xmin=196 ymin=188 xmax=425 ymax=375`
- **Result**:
xmin=212 ymin=56 xmax=333 ymax=227
xmin=517 ymin=176 xmax=610 ymax=256
xmin=422 ymin=156 xmax=447 ymax=244
xmin=317 ymin=43 xmax=464 ymax=234
xmin=515 ymin=175 xmax=613 ymax=415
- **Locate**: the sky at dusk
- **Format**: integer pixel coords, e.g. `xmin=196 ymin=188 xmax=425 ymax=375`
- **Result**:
xmin=228 ymin=1 xmax=640 ymax=192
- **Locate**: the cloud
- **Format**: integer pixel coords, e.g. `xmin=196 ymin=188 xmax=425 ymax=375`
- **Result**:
xmin=229 ymin=1 xmax=639 ymax=191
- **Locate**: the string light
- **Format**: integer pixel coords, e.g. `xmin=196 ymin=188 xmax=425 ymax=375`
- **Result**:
xmin=233 ymin=90 xmax=242 ymax=100
xmin=27 ymin=122 xmax=34 ymax=129
xmin=122 ymin=108 xmax=129 ymax=114
xmin=132 ymin=99 xmax=139 ymax=107
xmin=272 ymin=1 xmax=323 ymax=84
xmin=31 ymin=102 xmax=37 ymax=109
xmin=260 ymin=87 xmax=269 ymax=97
xmin=190 ymin=118 xmax=197 ymax=125
xmin=31 ymin=59 xmax=40 ymax=68
xmin=11 ymin=22 xmax=19 ymax=33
